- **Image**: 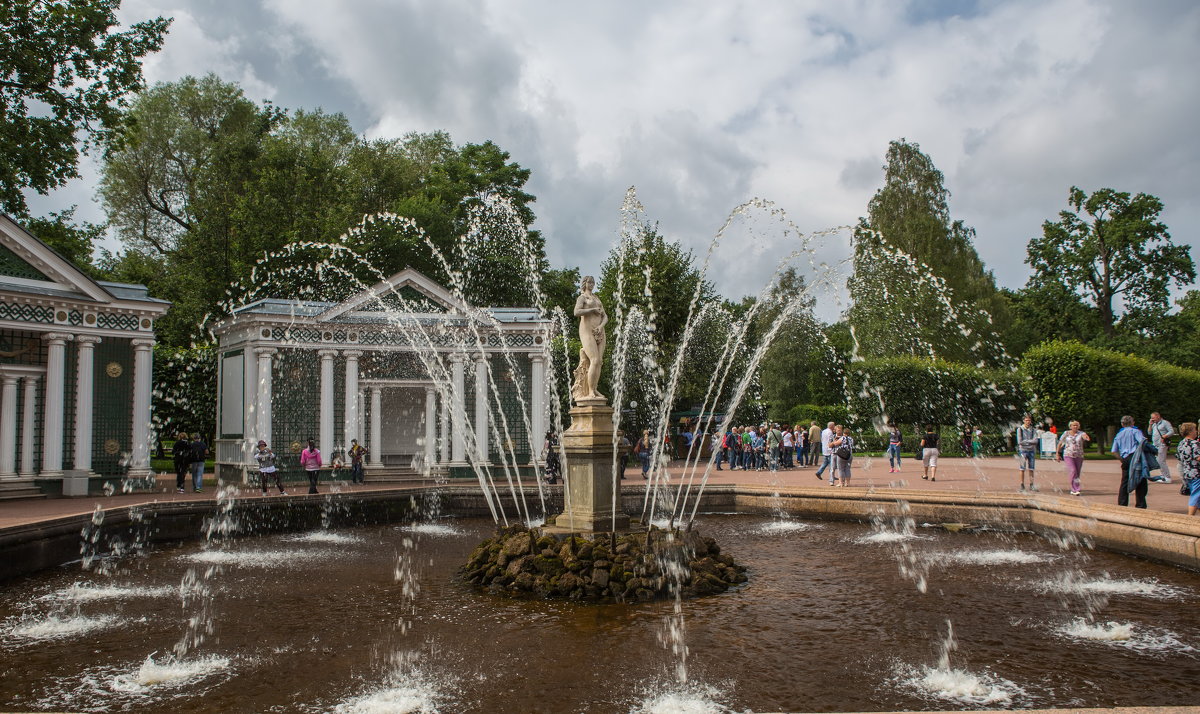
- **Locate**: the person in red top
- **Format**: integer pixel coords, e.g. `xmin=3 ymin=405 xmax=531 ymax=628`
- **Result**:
xmin=300 ymin=438 xmax=322 ymax=494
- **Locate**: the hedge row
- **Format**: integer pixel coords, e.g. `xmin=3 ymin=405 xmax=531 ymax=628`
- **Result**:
xmin=845 ymin=357 xmax=1027 ymax=432
xmin=1022 ymin=340 xmax=1200 ymax=434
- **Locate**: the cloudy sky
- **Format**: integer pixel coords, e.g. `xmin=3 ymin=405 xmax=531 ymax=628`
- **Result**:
xmin=26 ymin=0 xmax=1200 ymax=309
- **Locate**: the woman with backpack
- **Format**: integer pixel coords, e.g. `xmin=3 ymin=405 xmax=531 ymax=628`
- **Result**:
xmin=829 ymin=425 xmax=853 ymax=487
xmin=920 ymin=426 xmax=940 ymax=482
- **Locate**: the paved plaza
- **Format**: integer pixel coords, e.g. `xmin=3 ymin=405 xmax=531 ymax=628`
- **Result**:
xmin=0 ymin=455 xmax=1192 ymax=531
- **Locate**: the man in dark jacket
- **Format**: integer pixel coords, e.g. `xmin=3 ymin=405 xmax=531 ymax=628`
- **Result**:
xmin=172 ymin=432 xmax=191 ymax=494
xmin=189 ymin=432 xmax=207 ymax=493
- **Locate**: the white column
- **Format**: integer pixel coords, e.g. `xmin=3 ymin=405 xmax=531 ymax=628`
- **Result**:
xmin=73 ymin=336 xmax=102 ymax=474
xmin=438 ymin=391 xmax=449 ymax=465
xmin=242 ymin=344 xmax=258 ymax=462
xmin=368 ymin=386 xmax=383 ymax=467
xmin=129 ymin=338 xmax=155 ymax=477
xmin=423 ymin=384 xmax=436 ymax=469
xmin=20 ymin=375 xmax=39 ymax=477
xmin=318 ymin=349 xmax=336 ymax=459
xmin=343 ymin=350 xmax=362 ymax=445
xmin=255 ymin=348 xmax=275 ymax=445
xmin=41 ymin=332 xmax=73 ymax=477
xmin=529 ymin=353 xmax=545 ymax=464
xmin=450 ymin=354 xmax=466 ymax=463
xmin=357 ymin=388 xmax=365 ymax=451
xmin=0 ymin=374 xmax=18 ymax=478
xmin=474 ymin=354 xmax=489 ymax=463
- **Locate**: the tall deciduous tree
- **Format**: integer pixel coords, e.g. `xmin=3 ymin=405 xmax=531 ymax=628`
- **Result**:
xmin=847 ymin=139 xmax=1010 ymax=365
xmin=0 ymin=0 xmax=169 ymax=215
xmin=1028 ymin=186 xmax=1194 ymax=337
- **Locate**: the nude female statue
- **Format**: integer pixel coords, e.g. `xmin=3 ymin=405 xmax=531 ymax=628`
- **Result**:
xmin=572 ymin=275 xmax=608 ymax=401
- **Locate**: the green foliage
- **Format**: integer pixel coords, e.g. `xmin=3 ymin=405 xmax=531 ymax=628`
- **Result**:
xmin=99 ymin=74 xmax=544 ymax=345
xmin=998 ymin=281 xmax=1101 ymax=357
xmin=1022 ymin=340 xmax=1200 ymax=435
xmin=756 ymin=268 xmax=845 ymax=417
xmin=847 ymin=139 xmax=1010 ymax=365
xmin=1028 ymin=186 xmax=1194 ymax=336
xmin=21 ymin=206 xmax=105 ymax=276
xmin=846 ymin=357 xmax=1027 ymax=432
xmin=152 ymin=344 xmax=216 ymax=442
xmin=0 ymin=0 xmax=169 ymax=216
xmin=785 ymin=404 xmax=850 ymax=428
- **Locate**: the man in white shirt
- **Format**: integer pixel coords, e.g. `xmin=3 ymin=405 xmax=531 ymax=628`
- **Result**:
xmin=814 ymin=421 xmax=835 ymax=481
xmin=1149 ymin=412 xmax=1175 ymax=482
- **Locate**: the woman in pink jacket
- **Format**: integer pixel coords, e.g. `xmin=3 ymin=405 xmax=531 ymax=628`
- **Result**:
xmin=300 ymin=438 xmax=322 ymax=494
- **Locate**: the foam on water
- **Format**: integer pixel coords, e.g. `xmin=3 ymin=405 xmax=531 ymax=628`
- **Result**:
xmin=899 ymin=664 xmax=1017 ymax=706
xmin=399 ymin=523 xmax=463 ymax=537
xmin=941 ymin=549 xmax=1051 ymax=565
xmin=45 ymin=583 xmax=176 ymax=602
xmin=856 ymin=530 xmax=923 ymax=544
xmin=109 ymin=654 xmax=231 ymax=692
xmin=9 ymin=614 xmax=118 ymax=640
xmin=757 ymin=520 xmax=815 ymax=534
xmin=332 ymin=670 xmax=442 ymax=714
xmin=1038 ymin=573 xmax=1187 ymax=599
xmin=1055 ymin=619 xmax=1195 ymax=653
xmin=179 ymin=549 xmax=317 ymax=567
xmin=289 ymin=531 xmax=363 ymax=544
xmin=632 ymin=683 xmax=729 ymax=714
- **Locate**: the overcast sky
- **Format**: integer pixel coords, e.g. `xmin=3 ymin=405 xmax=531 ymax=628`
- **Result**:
xmin=25 ymin=0 xmax=1200 ymax=309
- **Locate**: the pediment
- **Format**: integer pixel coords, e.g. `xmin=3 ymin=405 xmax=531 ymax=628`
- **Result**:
xmin=0 ymin=213 xmax=112 ymax=303
xmin=314 ymin=268 xmax=467 ymax=322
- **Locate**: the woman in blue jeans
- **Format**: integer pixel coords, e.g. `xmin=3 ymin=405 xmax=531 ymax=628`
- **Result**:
xmin=637 ymin=430 xmax=652 ymax=479
xmin=886 ymin=422 xmax=902 ymax=473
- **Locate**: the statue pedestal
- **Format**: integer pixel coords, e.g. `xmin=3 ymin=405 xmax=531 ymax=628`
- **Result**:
xmin=553 ymin=401 xmax=630 ymax=532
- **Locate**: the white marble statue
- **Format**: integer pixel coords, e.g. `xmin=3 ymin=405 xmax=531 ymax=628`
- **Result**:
xmin=572 ymin=275 xmax=607 ymax=402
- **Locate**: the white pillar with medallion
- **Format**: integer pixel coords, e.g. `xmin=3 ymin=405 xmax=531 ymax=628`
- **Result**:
xmin=450 ymin=353 xmax=466 ymax=464
xmin=423 ymin=384 xmax=436 ymax=471
xmin=128 ymin=338 xmax=155 ymax=478
xmin=474 ymin=354 xmax=489 ymax=463
xmin=41 ymin=332 xmax=73 ymax=478
xmin=529 ymin=353 xmax=545 ymax=464
xmin=72 ymin=336 xmax=102 ymax=475
xmin=255 ymin=348 xmax=275 ymax=445
xmin=343 ymin=350 xmax=361 ymax=446
xmin=318 ymin=349 xmax=337 ymax=460
xmin=19 ymin=374 xmax=39 ymax=478
xmin=368 ymin=386 xmax=383 ymax=467
xmin=0 ymin=373 xmax=18 ymax=478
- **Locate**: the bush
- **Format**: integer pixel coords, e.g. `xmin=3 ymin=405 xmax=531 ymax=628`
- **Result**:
xmin=1023 ymin=340 xmax=1200 ymax=436
xmin=846 ymin=357 xmax=1028 ymax=433
xmin=786 ymin=404 xmax=850 ymax=428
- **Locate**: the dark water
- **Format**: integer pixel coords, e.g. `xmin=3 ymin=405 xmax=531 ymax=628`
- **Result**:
xmin=1 ymin=514 xmax=1198 ymax=713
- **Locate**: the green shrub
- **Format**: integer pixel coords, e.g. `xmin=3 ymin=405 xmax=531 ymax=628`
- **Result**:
xmin=846 ymin=357 xmax=1027 ymax=433
xmin=1023 ymin=340 xmax=1200 ymax=435
xmin=786 ymin=404 xmax=850 ymax=428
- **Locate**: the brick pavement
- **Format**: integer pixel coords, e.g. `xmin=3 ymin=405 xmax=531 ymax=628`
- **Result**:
xmin=0 ymin=455 xmax=1193 ymax=530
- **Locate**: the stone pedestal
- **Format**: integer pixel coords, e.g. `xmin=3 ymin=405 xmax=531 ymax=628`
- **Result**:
xmin=553 ymin=399 xmax=630 ymax=532
xmin=62 ymin=470 xmax=90 ymax=497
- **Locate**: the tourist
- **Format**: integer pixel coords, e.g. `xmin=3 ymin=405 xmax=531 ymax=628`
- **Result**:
xmin=1148 ymin=412 xmax=1175 ymax=483
xmin=741 ymin=425 xmax=754 ymax=470
xmin=1055 ymin=421 xmax=1090 ymax=496
xmin=1176 ymin=422 xmax=1200 ymax=516
xmin=767 ymin=424 xmax=783 ymax=472
xmin=189 ymin=432 xmax=207 ymax=493
xmin=796 ymin=426 xmax=809 ymax=468
xmin=1112 ymin=415 xmax=1149 ymax=509
xmin=815 ymin=421 xmax=835 ymax=481
xmin=830 ymin=425 xmax=853 ymax=487
xmin=972 ymin=426 xmax=982 ymax=458
xmin=808 ymin=422 xmax=821 ymax=466
xmin=752 ymin=427 xmax=766 ymax=470
xmin=172 ymin=431 xmax=191 ymax=494
xmin=618 ymin=430 xmax=631 ymax=476
xmin=348 ymin=438 xmax=367 ymax=484
xmin=300 ymin=438 xmax=322 ymax=494
xmin=920 ymin=425 xmax=939 ymax=482
xmin=1015 ymin=415 xmax=1038 ymax=492
xmin=886 ymin=421 xmax=902 ymax=473
xmin=784 ymin=426 xmax=795 ymax=468
xmin=637 ymin=430 xmax=653 ymax=479
xmin=544 ymin=431 xmax=561 ymax=484
xmin=256 ymin=440 xmax=286 ymax=495
xmin=960 ymin=427 xmax=972 ymax=457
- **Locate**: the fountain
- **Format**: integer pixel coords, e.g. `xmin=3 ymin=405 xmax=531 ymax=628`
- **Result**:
xmin=1 ymin=192 xmax=1198 ymax=713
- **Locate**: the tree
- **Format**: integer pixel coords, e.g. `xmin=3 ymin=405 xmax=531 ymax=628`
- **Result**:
xmin=1028 ymin=187 xmax=1194 ymax=337
xmin=0 ymin=0 xmax=169 ymax=216
xmin=847 ymin=139 xmax=1010 ymax=365
xmin=22 ymin=206 xmax=105 ymax=276
xmin=998 ymin=281 xmax=1101 ymax=357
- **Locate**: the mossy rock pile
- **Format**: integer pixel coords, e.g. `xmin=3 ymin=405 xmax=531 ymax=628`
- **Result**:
xmin=460 ymin=525 xmax=747 ymax=602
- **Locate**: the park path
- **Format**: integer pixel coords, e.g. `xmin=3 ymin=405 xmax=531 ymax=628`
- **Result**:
xmin=0 ymin=455 xmax=1192 ymax=531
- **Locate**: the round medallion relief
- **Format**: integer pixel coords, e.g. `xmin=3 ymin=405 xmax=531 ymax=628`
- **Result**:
xmin=103 ymin=439 xmax=121 ymax=455
xmin=84 ymin=313 xmax=96 ymax=325
xmin=261 ymin=328 xmax=271 ymax=338
xmin=289 ymin=367 xmax=304 ymax=381
xmin=56 ymin=311 xmax=68 ymax=322
xmin=140 ymin=318 xmax=151 ymax=329
xmin=290 ymin=441 xmax=302 ymax=454
xmin=105 ymin=362 xmax=123 ymax=378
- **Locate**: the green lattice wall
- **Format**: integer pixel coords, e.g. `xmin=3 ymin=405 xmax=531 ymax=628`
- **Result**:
xmin=489 ymin=355 xmax=531 ymax=463
xmin=271 ymin=349 xmax=319 ymax=478
xmin=0 ymin=245 xmax=50 ymax=281
xmin=92 ymin=339 xmax=133 ymax=476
